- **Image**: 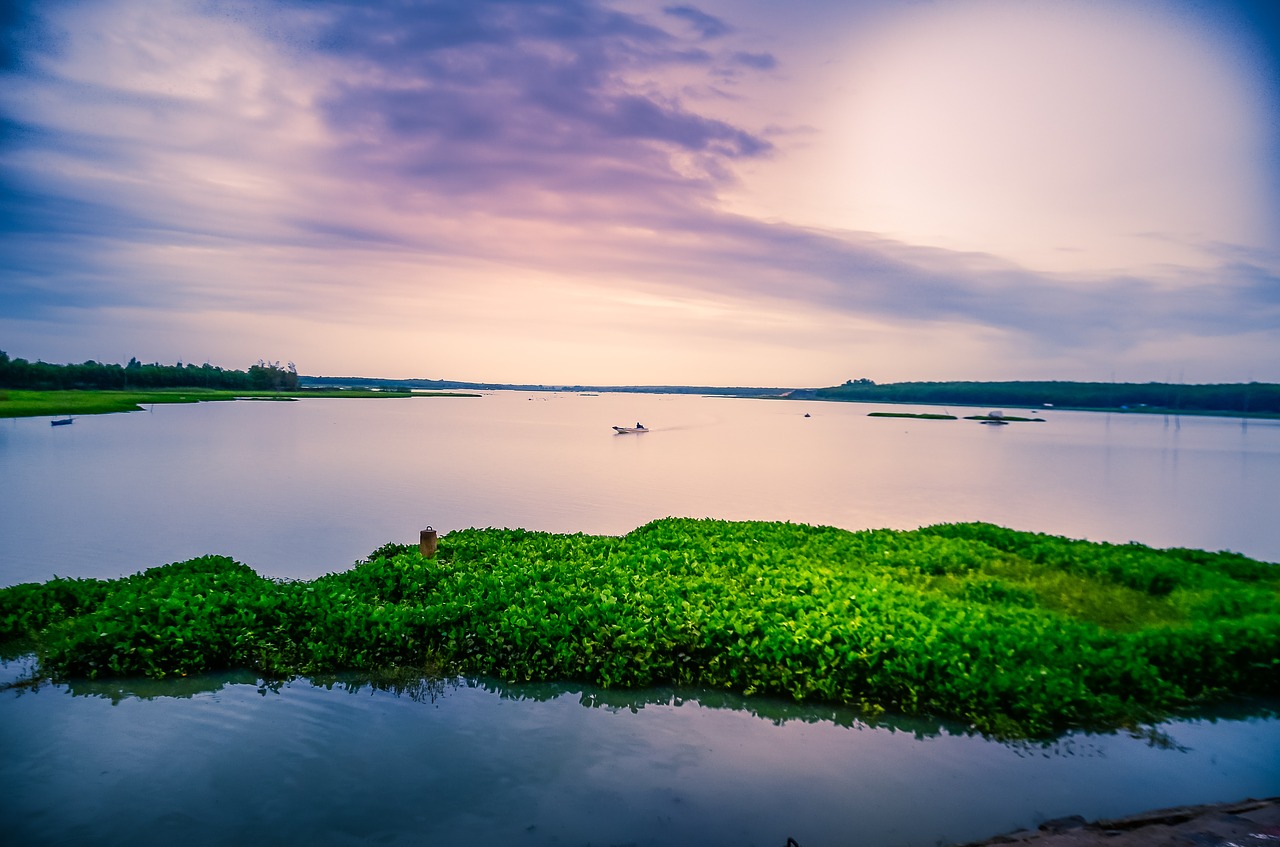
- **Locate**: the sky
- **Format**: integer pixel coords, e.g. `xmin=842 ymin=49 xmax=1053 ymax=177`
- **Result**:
xmin=1 ymin=0 xmax=1277 ymax=386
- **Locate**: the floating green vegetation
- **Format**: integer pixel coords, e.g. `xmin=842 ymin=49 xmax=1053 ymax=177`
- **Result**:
xmin=964 ymin=414 xmax=1046 ymax=422
xmin=2 ymin=520 xmax=1277 ymax=738
xmin=0 ymin=388 xmax=479 ymax=418
xmin=867 ymin=412 xmax=957 ymax=420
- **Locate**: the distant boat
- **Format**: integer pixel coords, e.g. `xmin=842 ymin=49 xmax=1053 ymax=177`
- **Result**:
xmin=612 ymin=424 xmax=648 ymax=434
xmin=51 ymin=417 xmax=73 ymax=427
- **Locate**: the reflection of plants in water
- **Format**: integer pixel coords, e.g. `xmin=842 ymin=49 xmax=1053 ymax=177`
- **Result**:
xmin=1126 ymin=725 xmax=1189 ymax=752
xmin=3 ymin=656 xmax=462 ymax=707
xmin=0 ymin=636 xmax=36 ymax=664
xmin=0 ymin=657 xmax=46 ymax=697
xmin=7 ymin=653 xmax=1277 ymax=757
xmin=469 ymin=676 xmax=1260 ymax=757
xmin=64 ymin=669 xmax=260 ymax=704
xmin=474 ymin=676 xmax=967 ymax=736
xmin=308 ymin=666 xmax=461 ymax=704
xmin=3 ymin=519 xmax=1278 ymax=739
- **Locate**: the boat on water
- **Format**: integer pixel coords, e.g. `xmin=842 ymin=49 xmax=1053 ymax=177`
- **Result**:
xmin=51 ymin=417 xmax=73 ymax=427
xmin=612 ymin=423 xmax=649 ymax=434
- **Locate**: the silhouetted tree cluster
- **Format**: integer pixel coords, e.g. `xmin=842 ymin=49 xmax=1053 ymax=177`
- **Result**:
xmin=248 ymin=360 xmax=300 ymax=391
xmin=0 ymin=351 xmax=299 ymax=392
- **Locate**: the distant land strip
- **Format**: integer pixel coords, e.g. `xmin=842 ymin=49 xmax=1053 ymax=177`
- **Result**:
xmin=802 ymin=379 xmax=1280 ymax=418
xmin=302 ymin=376 xmax=1280 ymax=418
xmin=2 ymin=351 xmax=1275 ymax=418
xmin=299 ymin=375 xmax=790 ymax=397
xmin=0 ymin=388 xmax=478 ymax=419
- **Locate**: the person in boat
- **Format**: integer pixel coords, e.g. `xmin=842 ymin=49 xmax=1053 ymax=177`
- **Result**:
xmin=635 ymin=422 xmax=645 ymax=430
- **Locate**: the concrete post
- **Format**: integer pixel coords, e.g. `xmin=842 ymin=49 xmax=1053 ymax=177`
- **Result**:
xmin=420 ymin=527 xmax=438 ymax=559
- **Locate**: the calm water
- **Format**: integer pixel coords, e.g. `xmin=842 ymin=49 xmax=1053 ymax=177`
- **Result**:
xmin=2 ymin=657 xmax=1278 ymax=847
xmin=2 ymin=394 xmax=1278 ymax=846
xmin=1 ymin=392 xmax=1277 ymax=586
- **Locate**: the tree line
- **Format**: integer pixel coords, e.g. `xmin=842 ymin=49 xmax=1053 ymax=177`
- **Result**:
xmin=0 ymin=351 xmax=300 ymax=392
xmin=813 ymin=379 xmax=1280 ymax=415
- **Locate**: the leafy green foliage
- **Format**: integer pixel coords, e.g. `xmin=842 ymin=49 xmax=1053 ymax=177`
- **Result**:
xmin=3 ymin=520 xmax=1277 ymax=738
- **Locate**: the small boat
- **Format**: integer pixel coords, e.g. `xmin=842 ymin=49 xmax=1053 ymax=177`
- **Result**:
xmin=612 ymin=424 xmax=649 ymax=434
xmin=51 ymin=417 xmax=74 ymax=427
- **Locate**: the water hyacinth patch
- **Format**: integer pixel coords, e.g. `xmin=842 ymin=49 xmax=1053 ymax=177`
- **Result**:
xmin=2 ymin=519 xmax=1277 ymax=738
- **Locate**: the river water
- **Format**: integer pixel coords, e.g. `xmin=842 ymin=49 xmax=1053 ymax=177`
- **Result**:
xmin=2 ymin=393 xmax=1278 ymax=846
xmin=2 ymin=391 xmax=1277 ymax=586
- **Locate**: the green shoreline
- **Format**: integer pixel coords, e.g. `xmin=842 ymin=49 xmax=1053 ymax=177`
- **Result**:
xmin=0 ymin=388 xmax=480 ymax=418
xmin=4 ymin=519 xmax=1276 ymax=739
xmin=5 ymin=349 xmax=1277 ymax=420
xmin=800 ymin=379 xmax=1280 ymax=420
xmin=10 ymin=388 xmax=1276 ymax=422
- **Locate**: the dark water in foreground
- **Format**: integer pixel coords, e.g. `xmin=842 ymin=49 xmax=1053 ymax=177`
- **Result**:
xmin=2 ymin=657 xmax=1278 ymax=847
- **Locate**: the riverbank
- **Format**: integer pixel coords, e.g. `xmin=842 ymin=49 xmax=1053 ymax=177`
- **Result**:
xmin=0 ymin=387 xmax=480 ymax=418
xmin=803 ymin=380 xmax=1280 ymax=419
xmin=959 ymin=796 xmax=1280 ymax=847
xmin=8 ymin=385 xmax=1277 ymax=422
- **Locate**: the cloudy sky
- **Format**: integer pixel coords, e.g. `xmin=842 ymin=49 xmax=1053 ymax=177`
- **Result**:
xmin=2 ymin=0 xmax=1277 ymax=385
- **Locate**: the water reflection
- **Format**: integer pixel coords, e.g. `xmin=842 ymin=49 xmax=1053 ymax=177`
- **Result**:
xmin=5 ymin=658 xmax=1280 ymax=847
xmin=481 ymin=679 xmax=989 ymax=741
xmin=9 ymin=654 xmax=1278 ymax=756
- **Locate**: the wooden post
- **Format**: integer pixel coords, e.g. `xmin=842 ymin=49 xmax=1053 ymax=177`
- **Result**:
xmin=419 ymin=527 xmax=438 ymax=559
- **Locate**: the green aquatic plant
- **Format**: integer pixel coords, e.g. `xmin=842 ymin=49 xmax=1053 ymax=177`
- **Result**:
xmin=867 ymin=412 xmax=957 ymax=420
xmin=2 ymin=520 xmax=1276 ymax=738
xmin=962 ymin=414 xmax=1045 ymax=422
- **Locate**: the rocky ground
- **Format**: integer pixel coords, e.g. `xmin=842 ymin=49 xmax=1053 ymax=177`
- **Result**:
xmin=959 ymin=797 xmax=1280 ymax=847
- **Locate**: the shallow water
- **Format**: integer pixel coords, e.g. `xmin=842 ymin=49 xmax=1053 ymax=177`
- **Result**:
xmin=2 ymin=657 xmax=1277 ymax=847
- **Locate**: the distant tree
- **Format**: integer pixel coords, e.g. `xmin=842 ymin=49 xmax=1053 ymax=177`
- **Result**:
xmin=248 ymin=360 xmax=300 ymax=391
xmin=0 ymin=352 xmax=301 ymax=392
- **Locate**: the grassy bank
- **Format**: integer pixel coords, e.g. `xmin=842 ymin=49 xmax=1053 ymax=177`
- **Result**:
xmin=2 ymin=519 xmax=1277 ymax=738
xmin=0 ymin=388 xmax=480 ymax=418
